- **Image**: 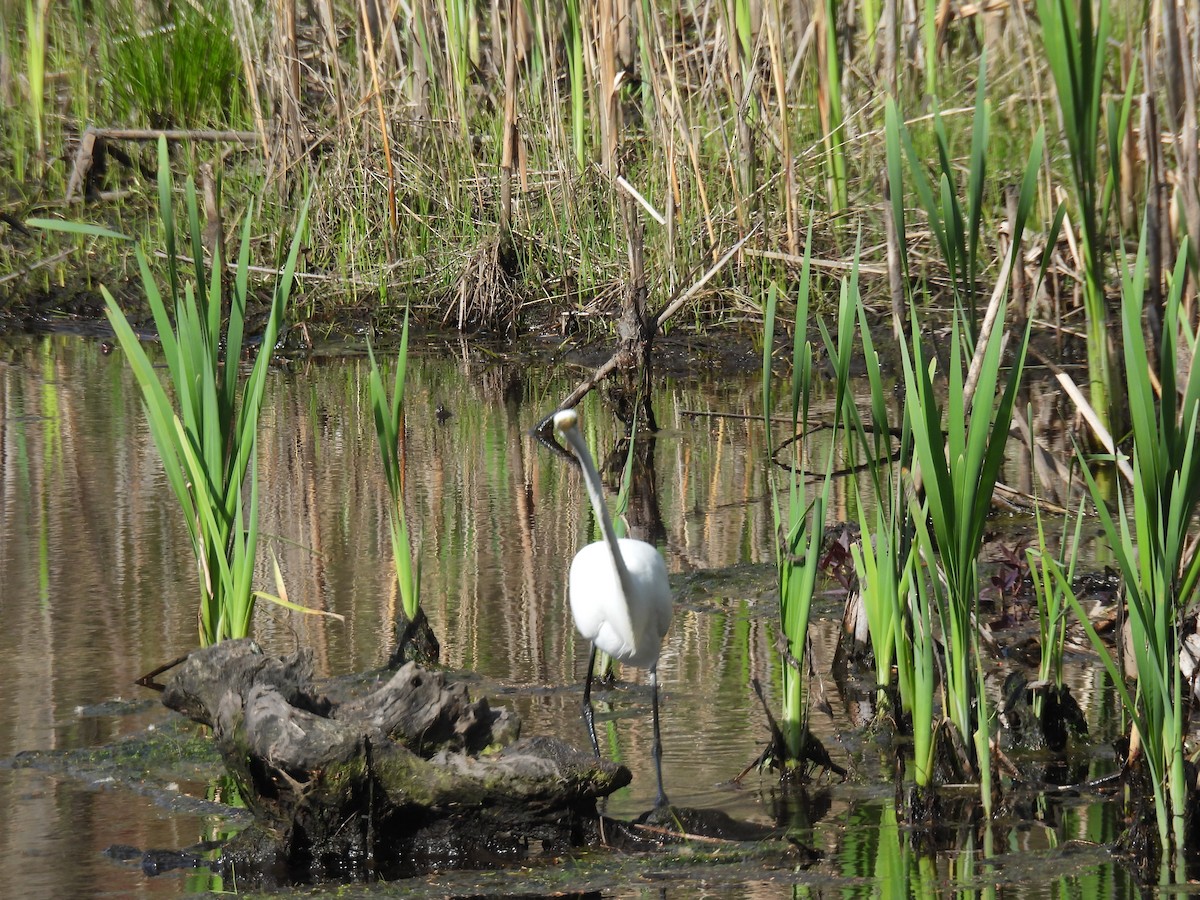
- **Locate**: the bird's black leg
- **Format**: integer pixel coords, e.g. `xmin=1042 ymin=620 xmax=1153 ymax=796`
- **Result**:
xmin=650 ymin=664 xmax=669 ymax=808
xmin=582 ymin=644 xmax=601 ymax=757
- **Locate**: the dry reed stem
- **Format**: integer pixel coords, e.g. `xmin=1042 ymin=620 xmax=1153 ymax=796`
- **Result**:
xmin=498 ymin=0 xmax=518 ymax=247
xmin=227 ymin=0 xmax=271 ymax=161
xmin=16 ymin=0 xmax=1200 ymax=334
xmin=961 ymin=243 xmax=1016 ymax=410
xmin=313 ymin=0 xmax=347 ymax=121
xmin=764 ymin=6 xmax=797 ymax=257
xmin=449 ymin=236 xmax=518 ymax=333
xmin=274 ymin=0 xmax=303 ymax=162
xmin=1047 ymin=362 xmax=1136 ymax=486
xmin=357 ymin=0 xmax=399 ymax=234
xmin=597 ymin=0 xmax=619 ymax=175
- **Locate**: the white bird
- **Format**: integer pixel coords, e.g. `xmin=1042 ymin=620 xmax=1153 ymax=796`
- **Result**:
xmin=553 ymin=408 xmax=673 ymax=808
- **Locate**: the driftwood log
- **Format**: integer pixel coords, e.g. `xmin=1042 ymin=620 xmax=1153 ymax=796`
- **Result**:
xmin=161 ymin=640 xmax=630 ymax=882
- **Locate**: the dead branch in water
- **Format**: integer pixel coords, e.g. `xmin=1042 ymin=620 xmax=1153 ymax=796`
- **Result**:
xmin=538 ymin=229 xmax=756 ymax=440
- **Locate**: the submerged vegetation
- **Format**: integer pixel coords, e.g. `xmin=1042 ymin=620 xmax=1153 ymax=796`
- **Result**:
xmin=4 ymin=0 xmax=1200 ymax=888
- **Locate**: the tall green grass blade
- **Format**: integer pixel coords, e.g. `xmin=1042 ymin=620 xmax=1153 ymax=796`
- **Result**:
xmin=100 ymin=284 xmax=195 ymax=530
xmin=25 ymin=0 xmax=46 ymax=153
xmin=157 ymin=137 xmax=179 ymax=307
xmin=185 ymin=177 xmax=208 ymax=297
xmin=763 ymin=285 xmax=778 ymax=450
xmin=884 ymin=99 xmax=908 ymax=284
xmin=565 ymin=0 xmax=586 ymax=170
xmin=222 ymin=214 xmax=253 ymax=423
xmin=906 ymin=496 xmax=939 ymax=789
xmin=821 ymin=0 xmax=847 ymax=211
xmin=763 ymin=221 xmax=838 ymax=766
xmin=367 ymin=306 xmax=421 ymax=622
xmin=965 ymin=53 xmax=989 ymax=327
xmin=1037 ymin=0 xmax=1118 ymax=429
xmin=24 ymin=219 xmax=131 ymax=241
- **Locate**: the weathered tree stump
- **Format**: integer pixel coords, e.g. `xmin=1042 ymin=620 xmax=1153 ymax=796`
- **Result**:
xmin=161 ymin=640 xmax=630 ymax=882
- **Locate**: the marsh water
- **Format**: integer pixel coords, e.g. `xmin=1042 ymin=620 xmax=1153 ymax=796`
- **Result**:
xmin=0 ymin=333 xmax=1143 ymax=896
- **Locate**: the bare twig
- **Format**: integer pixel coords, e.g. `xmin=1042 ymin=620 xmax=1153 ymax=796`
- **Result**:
xmin=653 ymin=229 xmax=758 ymax=329
xmin=745 ymin=247 xmax=889 ymax=276
xmin=542 ymin=231 xmax=757 ymax=426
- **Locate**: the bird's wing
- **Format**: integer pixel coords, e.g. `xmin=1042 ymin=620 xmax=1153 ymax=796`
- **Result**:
xmin=619 ymin=539 xmax=673 ymax=664
xmin=569 ymin=542 xmax=637 ymax=656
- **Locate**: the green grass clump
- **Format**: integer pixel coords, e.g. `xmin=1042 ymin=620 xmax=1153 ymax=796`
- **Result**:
xmin=883 ymin=83 xmax=1046 ymax=812
xmin=105 ymin=0 xmax=245 ymax=127
xmin=761 ymin=227 xmax=840 ymax=769
xmin=1064 ymin=229 xmax=1199 ymax=865
xmin=32 ymin=136 xmax=308 ymax=645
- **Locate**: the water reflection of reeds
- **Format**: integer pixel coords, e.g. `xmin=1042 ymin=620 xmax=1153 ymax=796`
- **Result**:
xmin=0 ymin=336 xmax=208 ymax=898
xmin=0 ymin=335 xmax=1131 ymax=893
xmin=2 ymin=335 xmax=1111 ymax=725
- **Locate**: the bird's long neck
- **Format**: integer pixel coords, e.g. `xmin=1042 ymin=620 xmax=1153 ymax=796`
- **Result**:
xmin=568 ymin=430 xmax=635 ymax=599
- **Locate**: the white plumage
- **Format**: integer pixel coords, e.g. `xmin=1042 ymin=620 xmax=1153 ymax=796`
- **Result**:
xmin=553 ymin=407 xmax=673 ymax=807
xmin=569 ymin=539 xmax=672 ymax=669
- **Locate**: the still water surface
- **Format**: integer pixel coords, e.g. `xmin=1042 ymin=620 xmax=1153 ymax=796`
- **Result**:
xmin=0 ymin=334 xmax=1137 ymax=896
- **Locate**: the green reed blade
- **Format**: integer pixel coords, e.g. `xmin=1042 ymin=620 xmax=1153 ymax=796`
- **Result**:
xmin=24 ymin=219 xmax=131 ymax=241
xmin=367 ymin=305 xmax=421 ymax=621
xmin=101 ymin=284 xmax=196 ymax=531
xmin=221 ymin=214 xmax=254 ymax=423
xmin=185 ymin=177 xmax=208 ymax=302
xmin=965 ymin=52 xmax=989 ymax=320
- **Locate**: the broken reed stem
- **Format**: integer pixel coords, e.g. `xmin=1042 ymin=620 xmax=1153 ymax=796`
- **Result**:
xmin=962 ymin=244 xmax=1014 ymax=409
xmin=765 ymin=8 xmax=797 ymax=256
xmin=653 ymin=230 xmax=756 ymax=329
xmin=70 ymin=127 xmax=260 ymax=142
xmin=498 ymin=0 xmax=518 ymax=250
xmin=550 ymin=230 xmax=755 ymax=416
xmin=227 ymin=0 xmax=271 ymax=162
xmin=65 ymin=128 xmax=257 ymax=202
xmin=358 ymin=0 xmax=399 ymax=233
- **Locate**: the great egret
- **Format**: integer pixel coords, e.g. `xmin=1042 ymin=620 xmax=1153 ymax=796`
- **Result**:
xmin=553 ymin=408 xmax=673 ymax=808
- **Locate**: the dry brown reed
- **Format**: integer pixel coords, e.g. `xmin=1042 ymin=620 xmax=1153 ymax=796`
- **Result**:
xmin=5 ymin=1 xmax=1200 ymax=335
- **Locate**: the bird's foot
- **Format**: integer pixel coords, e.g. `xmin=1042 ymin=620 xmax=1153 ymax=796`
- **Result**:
xmin=635 ymin=798 xmax=680 ymax=831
